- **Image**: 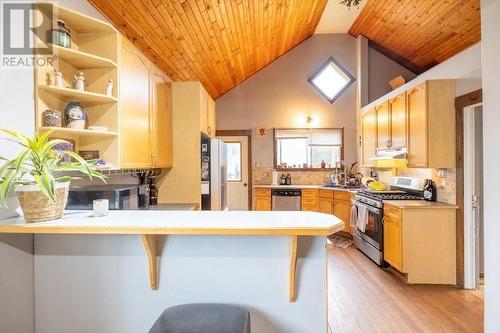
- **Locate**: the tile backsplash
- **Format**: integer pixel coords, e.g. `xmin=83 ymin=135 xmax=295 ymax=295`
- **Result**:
xmin=254 ymin=165 xmax=457 ymax=205
xmin=376 ymin=167 xmax=456 ymax=204
xmin=252 ymin=167 xmax=333 ymax=186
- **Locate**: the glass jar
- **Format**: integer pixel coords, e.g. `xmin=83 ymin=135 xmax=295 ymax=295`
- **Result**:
xmin=52 ymin=20 xmax=71 ymax=48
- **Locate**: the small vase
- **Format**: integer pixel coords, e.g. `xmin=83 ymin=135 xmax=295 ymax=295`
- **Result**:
xmin=15 ymin=182 xmax=70 ymax=223
xmin=43 ymin=109 xmax=62 ymax=127
xmin=64 ymin=101 xmax=87 ymax=129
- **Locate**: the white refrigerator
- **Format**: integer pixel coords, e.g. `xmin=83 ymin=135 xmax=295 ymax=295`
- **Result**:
xmin=201 ymin=138 xmax=227 ymax=211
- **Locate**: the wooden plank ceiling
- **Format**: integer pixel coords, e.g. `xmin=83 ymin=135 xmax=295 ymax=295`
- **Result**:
xmin=349 ymin=0 xmax=481 ymax=74
xmin=88 ymin=0 xmax=327 ymax=99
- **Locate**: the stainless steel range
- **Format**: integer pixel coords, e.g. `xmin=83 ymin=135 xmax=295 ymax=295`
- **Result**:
xmin=352 ymin=176 xmax=426 ymax=265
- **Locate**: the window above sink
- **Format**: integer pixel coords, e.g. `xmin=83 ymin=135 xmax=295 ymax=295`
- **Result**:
xmin=273 ymin=128 xmax=344 ymax=171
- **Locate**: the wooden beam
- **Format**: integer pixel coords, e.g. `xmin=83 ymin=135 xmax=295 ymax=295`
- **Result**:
xmin=142 ymin=234 xmax=158 ymax=290
xmin=289 ymin=235 xmax=298 ymax=302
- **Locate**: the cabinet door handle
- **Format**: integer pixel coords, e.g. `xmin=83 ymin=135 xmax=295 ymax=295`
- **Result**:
xmin=207 ymin=126 xmax=211 ymax=134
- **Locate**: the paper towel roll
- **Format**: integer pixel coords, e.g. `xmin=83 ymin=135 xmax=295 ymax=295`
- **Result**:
xmin=272 ymin=170 xmax=278 ymax=185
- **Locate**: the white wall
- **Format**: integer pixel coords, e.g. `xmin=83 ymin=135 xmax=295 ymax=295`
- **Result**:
xmin=34 ymin=234 xmax=328 ymax=333
xmin=0 ymin=2 xmax=117 ymax=333
xmin=480 ymin=1 xmax=500 ymax=331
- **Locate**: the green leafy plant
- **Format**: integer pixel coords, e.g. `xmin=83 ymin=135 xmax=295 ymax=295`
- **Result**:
xmin=0 ymin=129 xmax=106 ymax=206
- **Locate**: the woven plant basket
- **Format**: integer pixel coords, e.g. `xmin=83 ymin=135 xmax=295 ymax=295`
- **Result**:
xmin=15 ymin=182 xmax=70 ymax=223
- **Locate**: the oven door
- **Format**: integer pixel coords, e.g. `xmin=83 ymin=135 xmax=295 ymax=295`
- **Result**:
xmin=354 ymin=201 xmax=383 ymax=250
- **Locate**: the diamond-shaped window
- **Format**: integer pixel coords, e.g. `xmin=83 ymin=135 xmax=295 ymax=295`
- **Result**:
xmin=308 ymin=57 xmax=355 ymax=103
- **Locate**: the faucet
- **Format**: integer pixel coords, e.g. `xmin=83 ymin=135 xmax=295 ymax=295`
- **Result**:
xmin=335 ymin=160 xmax=347 ymax=187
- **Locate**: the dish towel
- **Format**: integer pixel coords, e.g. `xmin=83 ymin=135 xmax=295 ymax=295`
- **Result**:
xmin=356 ymin=205 xmax=369 ymax=233
xmin=350 ymin=204 xmax=358 ymax=229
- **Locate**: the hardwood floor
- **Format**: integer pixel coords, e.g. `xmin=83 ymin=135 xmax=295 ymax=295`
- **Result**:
xmin=328 ymin=246 xmax=484 ymax=333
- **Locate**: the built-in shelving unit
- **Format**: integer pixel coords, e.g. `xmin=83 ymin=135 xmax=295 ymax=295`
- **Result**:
xmin=35 ymin=4 xmax=120 ymax=167
xmin=38 ymin=85 xmax=118 ymax=104
xmin=39 ymin=127 xmax=119 ymax=137
xmin=51 ymin=44 xmax=118 ymax=69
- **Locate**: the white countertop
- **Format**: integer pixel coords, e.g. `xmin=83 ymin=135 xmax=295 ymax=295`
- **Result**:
xmin=254 ymin=184 xmax=361 ymax=192
xmin=0 ymin=210 xmax=344 ymax=236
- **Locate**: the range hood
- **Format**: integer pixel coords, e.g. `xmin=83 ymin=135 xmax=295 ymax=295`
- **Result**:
xmin=369 ymin=147 xmax=407 ymax=161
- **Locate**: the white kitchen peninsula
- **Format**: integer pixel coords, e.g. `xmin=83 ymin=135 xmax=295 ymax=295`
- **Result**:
xmin=0 ymin=210 xmax=343 ymax=333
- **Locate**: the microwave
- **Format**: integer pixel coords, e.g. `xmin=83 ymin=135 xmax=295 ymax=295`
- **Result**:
xmin=67 ymin=184 xmax=150 ymax=210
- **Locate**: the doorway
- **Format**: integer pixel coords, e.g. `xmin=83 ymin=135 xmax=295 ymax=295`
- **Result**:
xmin=216 ymin=130 xmax=252 ymax=211
xmin=463 ymin=104 xmax=484 ymax=290
xmin=456 ymin=89 xmax=484 ymax=291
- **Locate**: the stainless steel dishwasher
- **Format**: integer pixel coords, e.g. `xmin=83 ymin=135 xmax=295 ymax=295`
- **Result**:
xmin=272 ymin=189 xmax=301 ymax=211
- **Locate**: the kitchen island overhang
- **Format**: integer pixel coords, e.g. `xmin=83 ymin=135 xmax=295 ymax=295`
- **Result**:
xmin=0 ymin=210 xmax=343 ymax=300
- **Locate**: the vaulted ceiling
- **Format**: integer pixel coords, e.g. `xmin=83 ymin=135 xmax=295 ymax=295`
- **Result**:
xmin=349 ymin=0 xmax=481 ymax=74
xmin=88 ymin=0 xmax=327 ymax=99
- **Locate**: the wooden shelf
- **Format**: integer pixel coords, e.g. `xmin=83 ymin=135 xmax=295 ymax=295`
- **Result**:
xmin=39 ymin=85 xmax=117 ymax=104
xmin=52 ymin=45 xmax=117 ymax=69
xmin=39 ymin=127 xmax=118 ymax=137
xmin=54 ymin=5 xmax=116 ymax=34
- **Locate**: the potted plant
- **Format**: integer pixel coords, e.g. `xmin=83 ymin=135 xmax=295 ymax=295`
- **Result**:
xmin=0 ymin=129 xmax=106 ymax=222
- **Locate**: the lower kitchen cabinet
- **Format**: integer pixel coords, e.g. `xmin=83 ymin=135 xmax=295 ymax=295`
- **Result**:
xmin=319 ymin=197 xmax=333 ymax=214
xmin=333 ymin=198 xmax=351 ymax=234
xmin=254 ymin=189 xmax=271 ymax=211
xmin=383 ymin=216 xmax=403 ymax=271
xmin=301 ymin=190 xmax=319 ymax=212
xmin=382 ymin=203 xmax=457 ymax=284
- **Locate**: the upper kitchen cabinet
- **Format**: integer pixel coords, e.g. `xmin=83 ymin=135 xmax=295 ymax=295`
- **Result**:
xmin=388 ymin=92 xmax=407 ymax=149
xmin=376 ymin=94 xmax=407 ymax=151
xmin=174 ymin=82 xmax=216 ymax=139
xmin=119 ymin=38 xmax=173 ymax=169
xmin=361 ymin=80 xmax=455 ymax=169
xmin=33 ymin=6 xmax=172 ymax=170
xmin=407 ymin=80 xmax=455 ymax=168
xmin=375 ymin=101 xmax=390 ymax=150
xmin=151 ymin=69 xmax=173 ymax=168
xmin=120 ymin=39 xmax=151 ymax=168
xmin=361 ymin=109 xmax=376 ymax=167
xmin=200 ymin=88 xmax=216 ymax=138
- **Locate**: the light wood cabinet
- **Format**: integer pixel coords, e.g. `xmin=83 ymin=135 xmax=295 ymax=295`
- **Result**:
xmin=407 ymin=80 xmax=455 ymax=168
xmin=255 ymin=197 xmax=271 ymax=211
xmin=120 ymin=39 xmax=173 ymax=169
xmin=333 ymin=198 xmax=351 ymax=234
xmin=151 ymin=70 xmax=173 ymax=168
xmin=361 ymin=80 xmax=454 ymax=169
xmin=383 ymin=215 xmax=403 ymax=271
xmin=301 ymin=189 xmax=319 ymax=212
xmin=388 ymin=92 xmax=407 ymax=149
xmin=200 ymin=89 xmax=216 ymax=138
xmin=361 ymin=109 xmax=377 ymax=167
xmin=254 ymin=188 xmax=271 ymax=211
xmin=376 ymin=101 xmax=390 ymax=150
xmin=382 ymin=203 xmax=457 ymax=284
xmin=207 ymin=98 xmax=216 ymax=138
xmin=120 ymin=41 xmax=152 ymax=168
xmin=319 ymin=197 xmax=333 ymax=214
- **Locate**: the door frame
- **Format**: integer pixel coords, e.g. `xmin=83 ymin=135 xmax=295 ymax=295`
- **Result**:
xmin=216 ymin=130 xmax=253 ymax=210
xmin=455 ymin=89 xmax=482 ymax=288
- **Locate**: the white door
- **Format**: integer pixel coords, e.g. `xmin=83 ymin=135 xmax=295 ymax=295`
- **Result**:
xmin=464 ymin=104 xmax=484 ymax=289
xmin=219 ymin=136 xmax=249 ymax=210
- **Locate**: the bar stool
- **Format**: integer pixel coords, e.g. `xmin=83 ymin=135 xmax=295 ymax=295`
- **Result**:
xmin=149 ymin=303 xmax=251 ymax=333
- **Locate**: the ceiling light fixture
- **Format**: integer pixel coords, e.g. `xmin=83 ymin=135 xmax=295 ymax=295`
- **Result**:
xmin=307 ymin=57 xmax=355 ymax=104
xmin=340 ymin=0 xmax=363 ymax=9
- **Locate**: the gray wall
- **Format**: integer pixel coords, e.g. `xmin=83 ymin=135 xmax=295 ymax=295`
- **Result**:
xmin=481 ymin=0 xmax=500 ymax=331
xmin=34 ymin=235 xmax=327 ymax=333
xmin=368 ymin=47 xmax=417 ymax=103
xmin=216 ymin=34 xmax=417 ymax=167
